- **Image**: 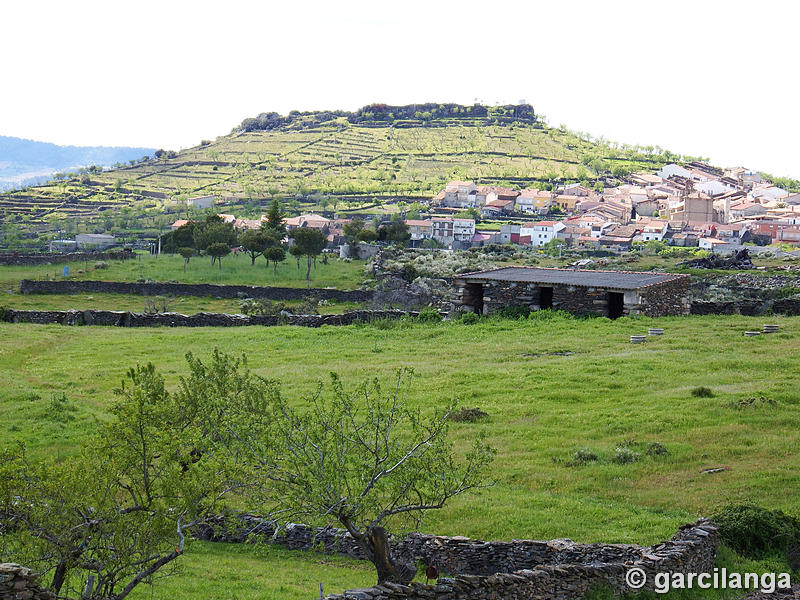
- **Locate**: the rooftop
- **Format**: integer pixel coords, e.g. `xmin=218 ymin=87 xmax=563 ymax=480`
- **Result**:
xmin=457 ymin=266 xmax=686 ymax=290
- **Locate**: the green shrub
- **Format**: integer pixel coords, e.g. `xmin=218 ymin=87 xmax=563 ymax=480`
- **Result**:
xmin=646 ymin=442 xmax=669 ymax=457
xmin=612 ymin=447 xmax=641 ymax=464
xmin=569 ymin=448 xmax=599 ymax=466
xmin=93 ymin=261 xmax=109 ymax=269
xmin=691 ymin=386 xmax=714 ymax=398
xmin=45 ymin=392 xmax=77 ymax=423
xmin=460 ymin=312 xmax=481 ymax=325
xmin=712 ymin=504 xmax=800 ymax=564
xmin=239 ymin=298 xmax=286 ymax=316
xmin=416 ymin=307 xmax=442 ymax=323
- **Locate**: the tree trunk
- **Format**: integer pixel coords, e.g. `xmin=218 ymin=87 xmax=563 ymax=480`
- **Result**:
xmin=183 ymin=260 xmax=187 ymax=273
xmin=51 ymin=560 xmax=68 ymax=595
xmin=305 ymin=255 xmax=311 ymax=280
xmin=218 ymin=258 xmax=222 ymax=270
xmin=273 ymin=261 xmax=277 ymax=275
xmin=250 ymin=254 xmax=256 ymax=265
xmin=364 ymin=526 xmax=416 ymax=585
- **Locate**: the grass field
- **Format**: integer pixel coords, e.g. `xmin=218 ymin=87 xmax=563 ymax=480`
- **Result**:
xmin=0 ymin=254 xmax=368 ymax=289
xmin=2 ymin=314 xmax=798 ymax=598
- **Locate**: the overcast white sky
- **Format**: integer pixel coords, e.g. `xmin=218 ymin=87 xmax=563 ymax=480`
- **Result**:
xmin=2 ymin=0 xmax=798 ymax=178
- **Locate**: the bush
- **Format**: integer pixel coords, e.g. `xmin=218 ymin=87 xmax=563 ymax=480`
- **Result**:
xmin=416 ymin=307 xmax=442 ymax=323
xmin=568 ymin=448 xmax=599 ymax=466
xmin=460 ymin=312 xmax=481 ymax=325
xmin=449 ymin=407 xmax=489 ymax=423
xmin=239 ymin=298 xmax=286 ymax=316
xmin=712 ymin=505 xmax=800 ymax=564
xmin=612 ymin=447 xmax=641 ymax=464
xmin=646 ymin=442 xmax=669 ymax=457
xmin=691 ymin=386 xmax=714 ymax=398
xmin=93 ymin=261 xmax=109 ymax=269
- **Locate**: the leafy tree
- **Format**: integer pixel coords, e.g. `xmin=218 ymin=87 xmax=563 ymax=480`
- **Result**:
xmin=239 ymin=229 xmax=270 ymax=265
xmin=378 ymin=221 xmax=411 ymax=244
xmin=264 ymin=246 xmax=286 ymax=275
xmin=206 ymin=242 xmax=231 ymax=269
xmin=289 ymin=244 xmax=303 ymax=269
xmin=192 ymin=215 xmax=237 ymax=251
xmin=178 ymin=247 xmax=194 ymax=272
xmin=168 ymin=352 xmax=494 ymax=586
xmin=291 ymin=227 xmax=327 ymax=280
xmin=0 ymin=365 xmax=233 ymax=600
xmin=263 ymin=198 xmax=286 ymax=237
xmin=342 ymin=218 xmax=366 ymax=245
xmin=239 ymin=368 xmax=493 ymax=584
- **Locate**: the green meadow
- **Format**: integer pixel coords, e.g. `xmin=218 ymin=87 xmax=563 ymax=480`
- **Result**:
xmin=2 ymin=314 xmax=798 ymax=598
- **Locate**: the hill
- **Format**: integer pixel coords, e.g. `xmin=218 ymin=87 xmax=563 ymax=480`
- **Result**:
xmin=0 ymin=135 xmax=156 ymax=191
xmin=0 ymin=104 xmax=703 ymax=227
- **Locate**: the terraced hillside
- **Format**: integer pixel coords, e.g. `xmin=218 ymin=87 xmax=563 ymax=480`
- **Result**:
xmin=0 ymin=104 xmax=695 ymax=227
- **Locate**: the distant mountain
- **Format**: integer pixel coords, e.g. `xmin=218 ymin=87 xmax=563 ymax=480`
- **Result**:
xmin=0 ymin=136 xmax=156 ymax=191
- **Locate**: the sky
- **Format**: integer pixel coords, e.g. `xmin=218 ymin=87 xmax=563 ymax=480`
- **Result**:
xmin=2 ymin=0 xmax=798 ymax=178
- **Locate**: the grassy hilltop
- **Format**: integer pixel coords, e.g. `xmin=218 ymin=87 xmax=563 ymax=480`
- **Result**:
xmin=0 ymin=103 xmax=699 ymax=227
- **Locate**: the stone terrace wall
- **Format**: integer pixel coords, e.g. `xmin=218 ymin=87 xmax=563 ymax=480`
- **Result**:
xmin=323 ymin=520 xmax=719 ymax=600
xmin=1 ymin=308 xmax=415 ymax=328
xmin=0 ymin=250 xmax=134 ymax=266
xmin=0 ymin=563 xmax=55 ymax=600
xmin=19 ymin=279 xmax=373 ymax=303
xmin=195 ymin=516 xmax=719 ymax=600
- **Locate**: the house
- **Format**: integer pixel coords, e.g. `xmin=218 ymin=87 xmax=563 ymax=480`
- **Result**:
xmin=499 ymin=224 xmax=521 ymax=244
xmin=749 ymin=184 xmax=789 ymax=203
xmin=751 ymin=221 xmax=800 ymax=244
xmin=186 ymin=195 xmax=216 ymax=209
xmin=558 ymin=225 xmax=590 ymax=246
xmin=405 ymin=219 xmax=433 ymax=241
xmin=431 ymin=217 xmax=477 ymax=245
xmin=519 ymin=221 xmax=566 ymax=247
xmin=284 ymin=214 xmax=330 ymax=231
xmin=515 ymin=189 xmax=552 ymax=214
xmin=75 ymin=233 xmax=116 ymax=249
xmin=557 ymin=183 xmax=593 ymax=197
xmin=698 ymin=237 xmax=738 ymax=252
xmin=552 ymin=194 xmax=580 ymax=212
xmin=216 ymin=213 xmax=236 ymax=224
xmin=630 ymin=172 xmax=663 ymax=187
xmin=441 ymin=181 xmax=480 ymax=208
xmin=481 ymin=198 xmax=516 ymax=216
xmin=638 ymin=219 xmax=669 ymax=242
xmin=233 ymin=219 xmax=263 ymax=230
xmin=170 ymin=219 xmax=189 ymax=230
xmin=598 ymin=224 xmax=640 ymax=251
xmin=729 ymin=202 xmax=766 ymax=219
xmin=452 ymin=266 xmax=690 ymax=318
xmin=658 ymin=164 xmax=691 ymax=179
xmin=453 ymin=218 xmax=476 ymax=242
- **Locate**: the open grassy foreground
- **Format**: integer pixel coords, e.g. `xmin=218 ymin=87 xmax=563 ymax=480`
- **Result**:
xmin=2 ymin=314 xmax=798 ymax=598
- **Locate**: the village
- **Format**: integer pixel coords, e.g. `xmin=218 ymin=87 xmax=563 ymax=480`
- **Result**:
xmin=150 ymin=161 xmax=800 ymax=260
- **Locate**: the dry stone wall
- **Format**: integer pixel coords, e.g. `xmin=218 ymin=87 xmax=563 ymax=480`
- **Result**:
xmin=0 ymin=251 xmax=134 ymax=266
xmin=196 ymin=516 xmax=719 ymax=600
xmin=19 ymin=279 xmax=373 ymax=303
xmin=1 ymin=308 xmax=415 ymax=328
xmin=0 ymin=564 xmax=55 ymax=600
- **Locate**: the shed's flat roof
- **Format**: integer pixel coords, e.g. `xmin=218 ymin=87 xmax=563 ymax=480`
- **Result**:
xmin=457 ymin=266 xmax=686 ymax=290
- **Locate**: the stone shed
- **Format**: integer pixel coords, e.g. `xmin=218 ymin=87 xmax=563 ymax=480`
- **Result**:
xmin=452 ymin=266 xmax=690 ymax=318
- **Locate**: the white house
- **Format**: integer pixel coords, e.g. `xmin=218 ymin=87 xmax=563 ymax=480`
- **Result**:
xmin=519 ymin=221 xmax=566 ymax=247
xmin=75 ymin=233 xmax=116 ymax=249
xmin=658 ymin=164 xmax=691 ymax=179
xmin=187 ymin=195 xmax=216 ymax=209
xmin=639 ymin=220 xmax=669 ymax=242
xmin=452 ymin=218 xmax=476 ymax=242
